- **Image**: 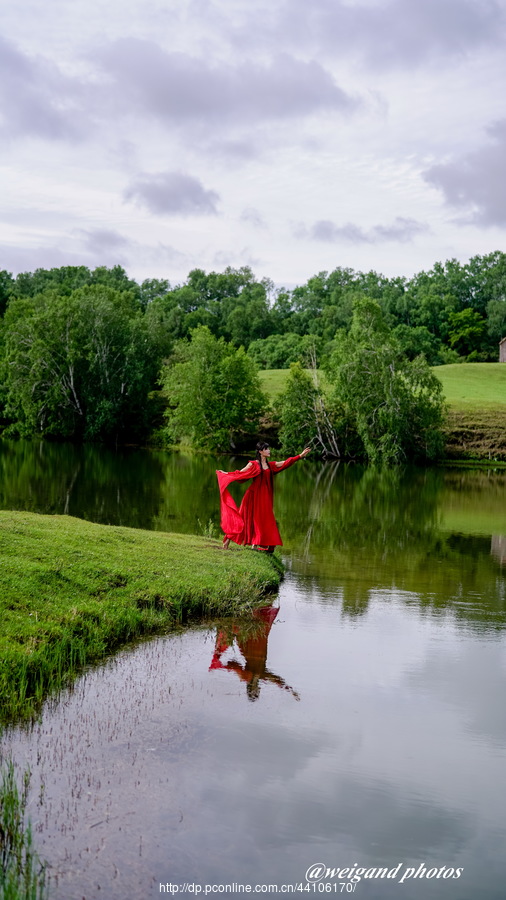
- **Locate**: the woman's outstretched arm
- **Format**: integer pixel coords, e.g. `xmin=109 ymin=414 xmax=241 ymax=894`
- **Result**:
xmin=274 ymin=447 xmax=311 ymax=468
xmin=217 ymin=460 xmax=256 ymax=474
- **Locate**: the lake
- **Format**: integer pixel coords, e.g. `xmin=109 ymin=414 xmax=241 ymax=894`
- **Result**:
xmin=1 ymin=439 xmax=506 ymax=900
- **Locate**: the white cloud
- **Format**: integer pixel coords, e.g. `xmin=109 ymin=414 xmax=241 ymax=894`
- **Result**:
xmin=424 ymin=120 xmax=506 ymax=227
xmin=0 ymin=35 xmax=87 ymax=141
xmin=93 ymin=39 xmax=358 ymax=130
xmin=77 ymin=227 xmax=131 ymax=253
xmin=224 ymin=0 xmax=505 ymax=70
xmin=124 ymin=171 xmax=220 ymax=216
xmin=296 ymin=217 xmax=429 ymax=244
xmin=240 ymin=208 xmax=267 ymax=229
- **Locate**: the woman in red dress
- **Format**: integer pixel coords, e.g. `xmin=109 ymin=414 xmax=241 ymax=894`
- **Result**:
xmin=209 ymin=604 xmax=300 ymax=701
xmin=216 ymin=441 xmax=311 ymax=552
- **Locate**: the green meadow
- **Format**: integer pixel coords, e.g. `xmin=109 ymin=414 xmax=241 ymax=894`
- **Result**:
xmin=0 ymin=512 xmax=281 ymax=724
xmin=435 ymin=363 xmax=506 ymax=409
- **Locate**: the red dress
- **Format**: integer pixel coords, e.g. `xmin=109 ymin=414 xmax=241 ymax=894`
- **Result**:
xmin=216 ymin=456 xmax=301 ymax=547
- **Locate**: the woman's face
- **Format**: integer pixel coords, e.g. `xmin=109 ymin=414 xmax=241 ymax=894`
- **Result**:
xmin=260 ymin=446 xmax=270 ymax=458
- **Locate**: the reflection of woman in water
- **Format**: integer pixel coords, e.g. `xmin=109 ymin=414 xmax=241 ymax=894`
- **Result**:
xmin=209 ymin=605 xmax=300 ymax=702
xmin=217 ymin=442 xmax=311 ymax=552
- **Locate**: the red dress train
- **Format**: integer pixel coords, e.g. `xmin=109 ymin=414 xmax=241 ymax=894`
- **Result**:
xmin=216 ymin=455 xmax=301 ymax=547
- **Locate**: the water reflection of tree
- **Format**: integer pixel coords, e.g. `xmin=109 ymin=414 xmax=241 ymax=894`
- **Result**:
xmin=152 ymin=451 xmax=229 ymax=535
xmin=279 ymin=463 xmax=442 ymax=559
xmin=0 ymin=439 xmax=166 ymax=529
xmin=276 ymin=463 xmax=506 ymax=630
xmin=0 ymin=441 xmax=236 ymax=536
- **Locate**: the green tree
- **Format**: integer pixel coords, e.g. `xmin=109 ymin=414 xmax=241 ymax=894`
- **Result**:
xmin=162 ymin=326 xmax=267 ymax=451
xmin=464 ymin=251 xmax=506 ymax=315
xmin=139 ymin=277 xmax=170 ymax=311
xmin=248 ymin=332 xmax=309 ymax=369
xmin=486 ymin=297 xmax=506 ymax=351
xmin=3 ymin=285 xmax=158 ymax=440
xmin=9 ymin=265 xmax=142 ymax=305
xmin=10 ymin=265 xmax=93 ymax=299
xmin=392 ymin=324 xmax=443 ymax=365
xmin=448 ymin=309 xmax=487 ymax=358
xmin=150 ymin=266 xmax=275 ymax=347
xmin=287 ymin=268 xmax=357 ymax=336
xmin=327 ymin=297 xmax=446 ymax=465
xmin=0 ymin=270 xmax=14 ymax=317
xmin=0 ymin=318 xmax=7 ymax=422
xmin=89 ymin=265 xmax=141 ymax=300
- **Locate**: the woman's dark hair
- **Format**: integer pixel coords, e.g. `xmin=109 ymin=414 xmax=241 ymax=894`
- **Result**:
xmin=255 ymin=441 xmax=270 ymax=469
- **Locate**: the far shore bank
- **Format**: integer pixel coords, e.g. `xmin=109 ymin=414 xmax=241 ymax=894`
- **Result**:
xmin=442 ymin=407 xmax=506 ymax=462
xmin=0 ymin=511 xmax=282 ymax=725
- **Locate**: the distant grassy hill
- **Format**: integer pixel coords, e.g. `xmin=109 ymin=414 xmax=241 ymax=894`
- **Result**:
xmin=259 ymin=368 xmax=326 ymax=399
xmin=434 ymin=363 xmax=506 ymax=409
xmin=259 ymin=369 xmax=295 ymax=399
xmin=259 ymin=363 xmax=506 ymax=461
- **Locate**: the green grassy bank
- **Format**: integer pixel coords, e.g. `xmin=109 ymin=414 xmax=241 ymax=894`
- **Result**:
xmin=0 ymin=512 xmax=282 ymax=724
xmin=259 ymin=363 xmax=506 ymax=461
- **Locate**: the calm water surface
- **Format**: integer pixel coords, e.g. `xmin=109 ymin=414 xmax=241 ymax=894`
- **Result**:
xmin=1 ymin=440 xmax=506 ymax=900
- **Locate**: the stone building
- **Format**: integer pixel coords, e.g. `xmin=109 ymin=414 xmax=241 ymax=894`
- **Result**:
xmin=501 ymin=337 xmax=506 ymax=362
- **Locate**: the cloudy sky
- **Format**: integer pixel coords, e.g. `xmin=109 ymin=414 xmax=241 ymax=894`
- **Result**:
xmin=1 ymin=0 xmax=506 ymax=287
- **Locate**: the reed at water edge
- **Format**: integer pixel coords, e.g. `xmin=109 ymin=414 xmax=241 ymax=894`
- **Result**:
xmin=0 ymin=760 xmax=47 ymax=900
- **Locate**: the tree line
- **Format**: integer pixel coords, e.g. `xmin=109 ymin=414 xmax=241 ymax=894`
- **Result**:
xmin=0 ymin=253 xmax=504 ymax=462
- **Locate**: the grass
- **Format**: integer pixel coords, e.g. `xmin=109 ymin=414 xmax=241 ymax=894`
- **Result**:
xmin=0 ymin=511 xmax=282 ymax=723
xmin=259 ymin=368 xmax=326 ymax=402
xmin=259 ymin=369 xmax=294 ymax=400
xmin=434 ymin=363 xmax=506 ymax=409
xmin=0 ymin=761 xmax=47 ymax=900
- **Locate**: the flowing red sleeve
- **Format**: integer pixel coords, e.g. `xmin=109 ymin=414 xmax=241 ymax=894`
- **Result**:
xmin=216 ymin=461 xmax=261 ymax=540
xmin=271 ymin=455 xmax=302 ymax=473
